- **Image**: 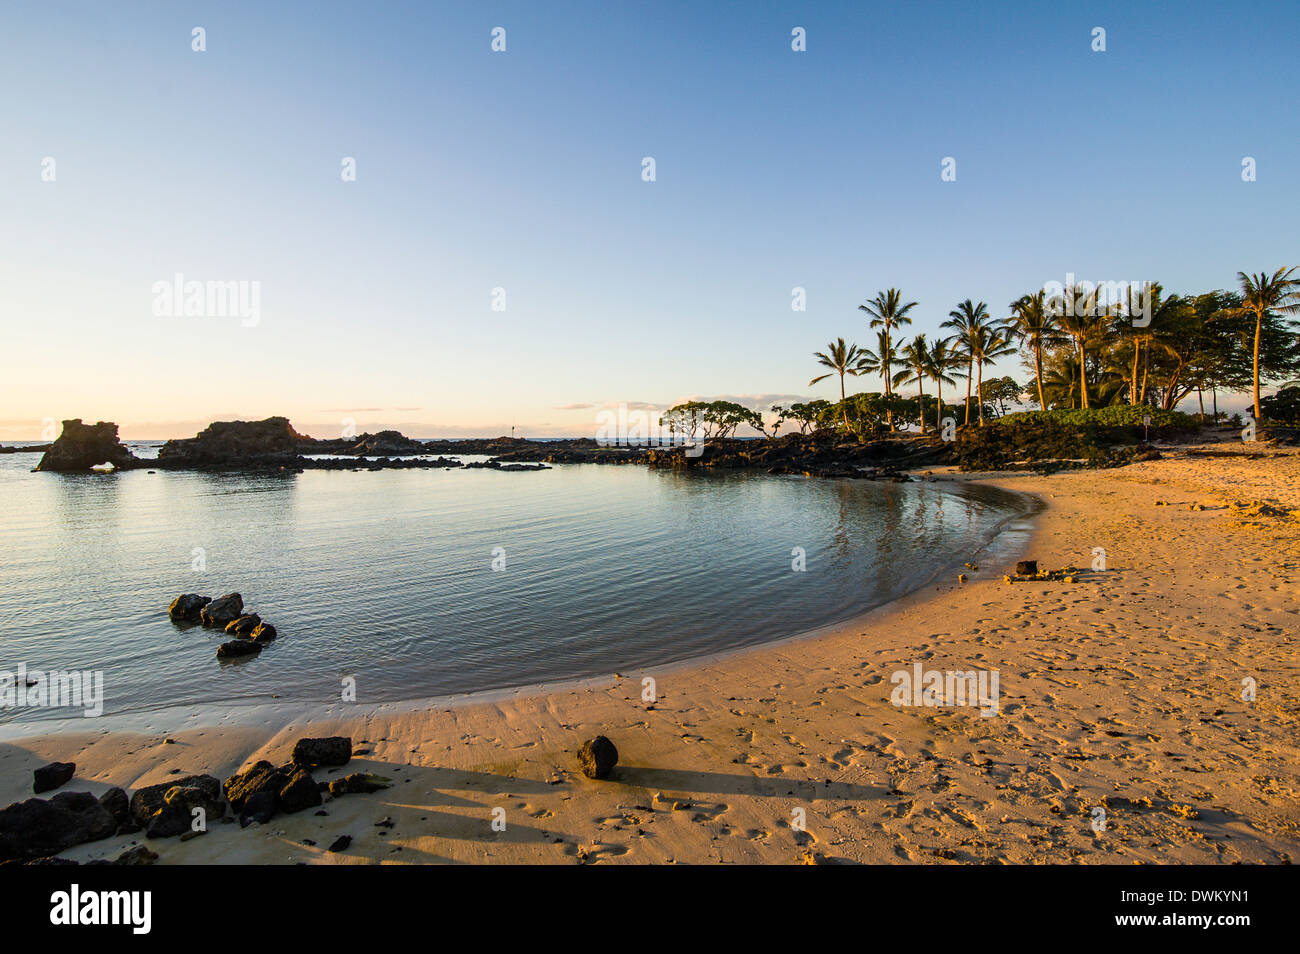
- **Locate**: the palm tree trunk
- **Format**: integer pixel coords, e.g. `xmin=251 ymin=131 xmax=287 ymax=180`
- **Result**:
xmin=1197 ymin=385 xmax=1204 ymax=423
xmin=917 ymin=376 xmax=926 ymax=434
xmin=964 ymin=357 xmax=973 ymax=425
xmin=1078 ymin=340 xmax=1090 ymax=409
xmin=935 ymin=378 xmax=943 ymax=432
xmin=1252 ymin=312 xmax=1263 ymax=420
xmin=840 ymin=373 xmax=848 ymax=431
xmin=977 ymin=362 xmax=985 ymax=426
xmin=1034 ymin=345 xmax=1045 ymax=409
xmin=1130 ymin=342 xmax=1140 ymax=405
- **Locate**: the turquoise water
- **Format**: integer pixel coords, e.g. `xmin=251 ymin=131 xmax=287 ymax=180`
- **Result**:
xmin=0 ymin=444 xmax=1032 ymax=726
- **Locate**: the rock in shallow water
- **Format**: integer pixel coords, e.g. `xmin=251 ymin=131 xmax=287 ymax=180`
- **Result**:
xmin=250 ymin=622 xmax=278 ymax=642
xmin=578 ymin=736 xmax=619 ymax=780
xmin=200 ymin=592 xmax=244 ymax=628
xmin=35 ymin=419 xmax=137 ymax=473
xmin=168 ymin=593 xmax=211 ymax=622
xmin=224 ymin=614 xmax=261 ymax=636
xmin=216 ymin=639 xmax=262 ymax=659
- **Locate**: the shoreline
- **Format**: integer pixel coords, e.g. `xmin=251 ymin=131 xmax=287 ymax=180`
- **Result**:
xmin=4 ymin=448 xmax=1299 ymax=864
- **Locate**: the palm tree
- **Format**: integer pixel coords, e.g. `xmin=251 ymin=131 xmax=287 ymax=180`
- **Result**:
xmin=1056 ymin=285 xmax=1108 ymax=410
xmin=970 ymin=325 xmax=1016 ymax=425
xmin=810 ymin=337 xmax=870 ymax=430
xmin=942 ymin=299 xmax=992 ymax=425
xmin=925 ymin=336 xmax=960 ymax=432
xmin=860 ymin=289 xmax=918 ymax=430
xmin=1232 ymin=267 xmax=1300 ymax=420
xmin=1007 ymin=291 xmax=1063 ymax=410
xmin=893 ymin=334 xmax=930 ymax=433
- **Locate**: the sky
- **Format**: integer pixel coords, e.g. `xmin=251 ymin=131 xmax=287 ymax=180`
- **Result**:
xmin=1 ymin=0 xmax=1297 ymax=439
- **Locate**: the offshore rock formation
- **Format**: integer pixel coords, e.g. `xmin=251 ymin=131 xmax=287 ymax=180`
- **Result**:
xmin=34 ymin=420 xmax=137 ymax=472
xmin=156 ymin=416 xmax=305 ymax=469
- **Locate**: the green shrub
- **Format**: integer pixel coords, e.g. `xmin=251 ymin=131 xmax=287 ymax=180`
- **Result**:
xmin=993 ymin=407 xmax=1197 ymax=429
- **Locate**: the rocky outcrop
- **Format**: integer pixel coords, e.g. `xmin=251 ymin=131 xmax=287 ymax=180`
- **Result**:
xmin=578 ymin=736 xmax=618 ymax=779
xmin=35 ymin=420 xmax=137 ymax=473
xmin=33 ymin=762 xmax=75 ymax=794
xmin=157 ymin=416 xmax=306 ymax=469
xmin=0 ymin=792 xmax=119 ymax=861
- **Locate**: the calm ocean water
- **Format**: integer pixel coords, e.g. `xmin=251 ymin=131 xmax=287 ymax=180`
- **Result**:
xmin=0 ymin=443 xmax=1032 ymax=729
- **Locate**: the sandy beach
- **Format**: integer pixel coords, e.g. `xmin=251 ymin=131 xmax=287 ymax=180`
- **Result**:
xmin=5 ymin=446 xmax=1298 ymax=865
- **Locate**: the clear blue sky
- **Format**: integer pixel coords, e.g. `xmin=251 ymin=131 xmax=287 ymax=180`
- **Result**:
xmin=1 ymin=0 xmax=1296 ymax=438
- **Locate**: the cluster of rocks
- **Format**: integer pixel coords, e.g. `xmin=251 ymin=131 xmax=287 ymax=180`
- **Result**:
xmin=34 ymin=420 xmax=137 ymax=472
xmin=0 ymin=737 xmax=387 ymax=864
xmin=1002 ymin=559 xmax=1082 ymax=584
xmin=168 ymin=592 xmax=279 ymax=659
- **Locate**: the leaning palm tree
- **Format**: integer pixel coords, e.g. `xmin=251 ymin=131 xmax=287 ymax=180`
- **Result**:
xmin=942 ymin=299 xmax=992 ymax=425
xmin=1232 ymin=267 xmax=1300 ymax=420
xmin=1007 ymin=291 xmax=1064 ymax=410
xmin=810 ymin=337 xmax=870 ymax=431
xmin=893 ymin=334 xmax=930 ymax=433
xmin=860 ymin=289 xmax=918 ymax=429
xmin=925 ymin=336 xmax=961 ymax=432
xmin=970 ymin=325 xmax=1016 ymax=425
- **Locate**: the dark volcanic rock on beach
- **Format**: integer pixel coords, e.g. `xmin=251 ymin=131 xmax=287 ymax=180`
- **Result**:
xmin=224 ymin=761 xmax=322 ymax=821
xmin=200 ymin=592 xmax=244 ymax=628
xmin=168 ymin=593 xmax=211 ymax=622
xmin=578 ymin=736 xmax=619 ymax=780
xmin=292 ymin=737 xmax=352 ymax=768
xmin=35 ymin=420 xmax=137 ymax=473
xmin=129 ymin=774 xmax=224 ymax=838
xmin=98 ymin=787 xmax=133 ymax=833
xmin=0 ymin=792 xmax=118 ymax=861
xmin=249 ymin=622 xmax=277 ymax=642
xmin=327 ymin=773 xmax=391 ymax=796
xmin=33 ymin=762 xmax=76 ymax=794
